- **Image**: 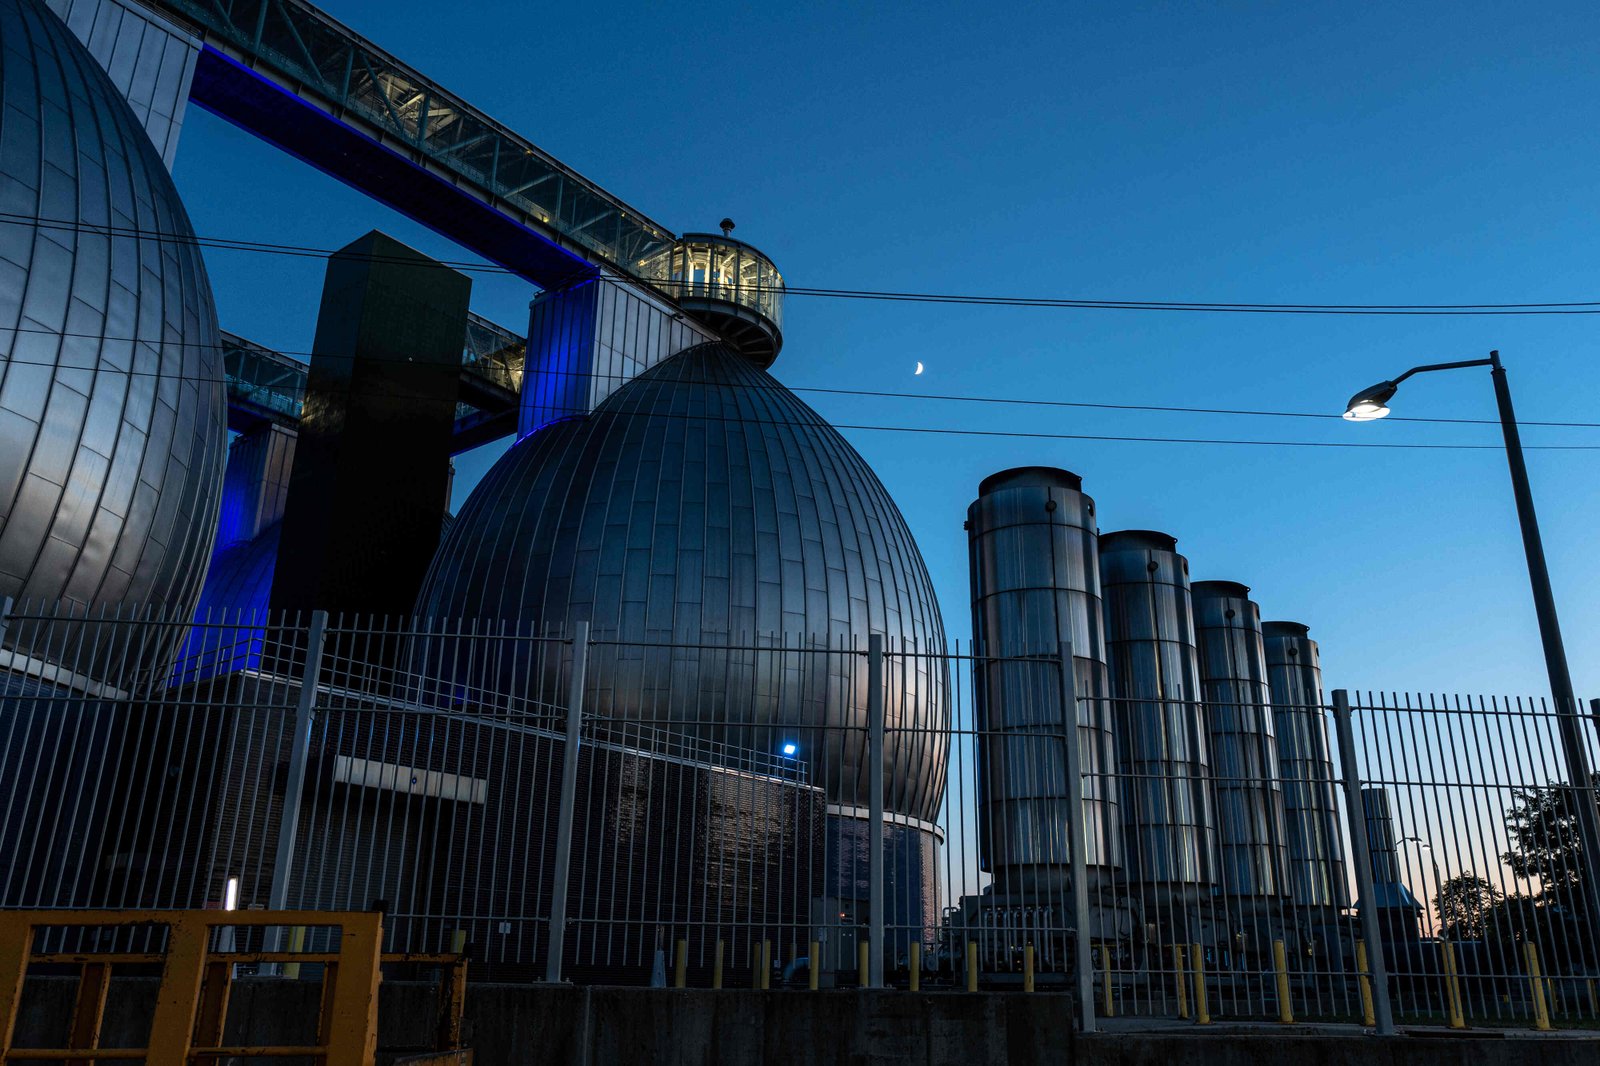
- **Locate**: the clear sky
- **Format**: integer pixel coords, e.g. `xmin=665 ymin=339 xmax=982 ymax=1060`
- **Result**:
xmin=172 ymin=0 xmax=1600 ymax=700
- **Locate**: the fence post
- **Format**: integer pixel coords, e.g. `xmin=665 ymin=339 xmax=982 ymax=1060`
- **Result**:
xmin=1332 ymin=689 xmax=1396 ymax=1034
xmin=1356 ymin=939 xmax=1375 ymax=1027
xmin=0 ymin=596 xmax=13 ymax=647
xmin=268 ymin=610 xmax=328 ymax=912
xmin=1525 ymin=942 xmax=1552 ymax=1031
xmin=1059 ymin=640 xmax=1096 ymax=1033
xmin=544 ymin=620 xmax=590 ymax=983
xmin=867 ymin=634 xmax=885 ymax=988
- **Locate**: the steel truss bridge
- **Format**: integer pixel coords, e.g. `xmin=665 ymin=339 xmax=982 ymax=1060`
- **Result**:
xmin=223 ymin=312 xmax=526 ymax=454
xmin=149 ymin=0 xmax=679 ymax=291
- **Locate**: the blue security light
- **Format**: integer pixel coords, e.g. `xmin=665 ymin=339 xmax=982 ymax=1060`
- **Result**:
xmin=781 ymin=742 xmax=798 ymax=758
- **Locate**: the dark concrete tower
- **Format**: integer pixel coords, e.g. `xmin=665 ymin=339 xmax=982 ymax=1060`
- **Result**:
xmin=271 ymin=231 xmax=470 ymax=618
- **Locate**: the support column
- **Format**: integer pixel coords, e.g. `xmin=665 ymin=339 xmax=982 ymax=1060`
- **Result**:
xmin=270 ymin=231 xmax=469 ymax=620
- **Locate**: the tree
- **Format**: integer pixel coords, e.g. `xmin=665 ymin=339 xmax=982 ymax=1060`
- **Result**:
xmin=1499 ymin=774 xmax=1600 ymax=969
xmin=1434 ymin=873 xmax=1501 ymax=942
xmin=1500 ymin=773 xmax=1600 ymax=915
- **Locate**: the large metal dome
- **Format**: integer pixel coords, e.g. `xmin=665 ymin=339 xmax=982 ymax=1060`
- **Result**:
xmin=415 ymin=343 xmax=949 ymax=820
xmin=0 ymin=0 xmax=226 ymax=626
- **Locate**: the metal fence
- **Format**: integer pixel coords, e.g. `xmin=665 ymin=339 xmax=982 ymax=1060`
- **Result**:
xmin=2 ymin=601 xmax=1598 ymax=1031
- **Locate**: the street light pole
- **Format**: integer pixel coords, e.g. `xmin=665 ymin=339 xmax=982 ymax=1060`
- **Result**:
xmin=1401 ymin=837 xmax=1443 ymax=937
xmin=1345 ymin=351 xmax=1600 ymax=934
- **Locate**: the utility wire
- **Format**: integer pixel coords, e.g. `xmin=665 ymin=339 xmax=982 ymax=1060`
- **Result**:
xmin=0 ymin=347 xmax=1596 ymax=452
xmin=9 ymin=211 xmax=1600 ymax=316
xmin=4 ymin=322 xmax=1598 ymax=430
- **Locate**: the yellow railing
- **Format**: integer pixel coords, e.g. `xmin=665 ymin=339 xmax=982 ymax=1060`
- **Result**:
xmin=0 ymin=910 xmax=466 ymax=1065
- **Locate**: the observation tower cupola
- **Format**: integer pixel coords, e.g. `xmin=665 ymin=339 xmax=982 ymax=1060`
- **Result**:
xmin=666 ymin=220 xmax=785 ymax=367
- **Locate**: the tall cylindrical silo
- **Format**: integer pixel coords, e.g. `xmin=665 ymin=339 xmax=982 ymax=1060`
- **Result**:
xmin=1192 ymin=581 xmax=1288 ymax=903
xmin=1099 ymin=530 xmax=1216 ymax=906
xmin=1262 ymin=622 xmax=1349 ymax=911
xmin=968 ymin=467 xmax=1119 ymax=898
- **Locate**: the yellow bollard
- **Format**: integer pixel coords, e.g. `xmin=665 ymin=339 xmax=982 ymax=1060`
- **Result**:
xmin=450 ymin=928 xmax=467 ymax=955
xmin=1173 ymin=944 xmax=1189 ymax=1020
xmin=1273 ymin=939 xmax=1294 ymax=1024
xmin=909 ymin=942 xmax=920 ymax=992
xmin=1023 ymin=945 xmax=1035 ymax=993
xmin=673 ymin=939 xmax=688 ymax=989
xmin=810 ymin=940 xmax=820 ymax=991
xmin=1587 ymin=977 xmax=1597 ymax=1018
xmin=712 ymin=939 xmax=724 ymax=989
xmin=1356 ymin=939 xmax=1375 ymax=1028
xmin=1525 ymin=941 xmax=1552 ymax=1031
xmin=966 ymin=940 xmax=978 ymax=992
xmin=761 ymin=940 xmax=772 ymax=991
xmin=1101 ymin=943 xmax=1114 ymax=1017
xmin=1441 ymin=941 xmax=1466 ymax=1029
xmin=1190 ymin=942 xmax=1211 ymax=1025
xmin=858 ymin=940 xmax=869 ymax=987
xmin=283 ymin=925 xmax=307 ymax=980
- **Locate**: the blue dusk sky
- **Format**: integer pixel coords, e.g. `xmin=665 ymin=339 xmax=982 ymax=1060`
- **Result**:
xmin=172 ymin=1 xmax=1600 ymax=700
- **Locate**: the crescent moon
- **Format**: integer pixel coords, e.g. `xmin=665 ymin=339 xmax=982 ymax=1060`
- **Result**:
xmin=914 ymin=361 xmax=924 ymax=375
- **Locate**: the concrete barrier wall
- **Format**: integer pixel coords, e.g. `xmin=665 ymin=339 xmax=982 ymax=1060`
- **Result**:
xmin=13 ymin=978 xmax=1600 ymax=1066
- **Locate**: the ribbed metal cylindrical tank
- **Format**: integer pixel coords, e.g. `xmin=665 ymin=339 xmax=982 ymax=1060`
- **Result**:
xmin=1262 ymin=622 xmax=1349 ymax=910
xmin=967 ymin=467 xmax=1119 ymax=897
xmin=1191 ymin=581 xmax=1288 ymax=901
xmin=1357 ymin=787 xmax=1423 ymax=940
xmin=1100 ymin=530 xmax=1216 ymax=904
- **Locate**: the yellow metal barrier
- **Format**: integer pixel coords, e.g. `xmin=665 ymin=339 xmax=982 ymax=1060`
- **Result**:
xmin=809 ymin=941 xmax=820 ymax=991
xmin=1099 ymin=942 xmax=1114 ymax=1017
xmin=1172 ymin=945 xmax=1188 ymax=1020
xmin=284 ymin=924 xmax=308 ymax=981
xmin=1525 ymin=942 xmax=1552 ymax=1031
xmin=965 ymin=941 xmax=978 ymax=992
xmin=760 ymin=940 xmax=772 ymax=991
xmin=1023 ymin=945 xmax=1034 ymax=993
xmin=0 ymin=909 xmax=464 ymax=1065
xmin=712 ymin=940 xmax=724 ymax=989
xmin=857 ymin=941 xmax=869 ymax=987
xmin=1273 ymin=939 xmax=1293 ymax=1024
xmin=673 ymin=939 xmax=688 ymax=989
xmin=908 ymin=942 xmax=919 ymax=992
xmin=1190 ymin=942 xmax=1210 ymax=1025
xmin=1441 ymin=941 xmax=1466 ymax=1030
xmin=1356 ymin=939 xmax=1375 ymax=1028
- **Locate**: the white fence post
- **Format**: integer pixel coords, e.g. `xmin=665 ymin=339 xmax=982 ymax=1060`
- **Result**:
xmin=1331 ymin=689 xmax=1396 ymax=1034
xmin=1059 ymin=640 xmax=1096 ymax=1032
xmin=544 ymin=620 xmax=590 ymax=983
xmin=867 ymin=634 xmax=886 ymax=988
xmin=268 ymin=610 xmax=328 ymax=912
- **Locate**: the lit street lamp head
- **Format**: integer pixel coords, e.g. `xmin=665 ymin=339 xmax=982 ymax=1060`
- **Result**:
xmin=1343 ymin=379 xmax=1398 ymax=421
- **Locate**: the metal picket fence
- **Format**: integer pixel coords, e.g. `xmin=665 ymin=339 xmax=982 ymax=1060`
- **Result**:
xmin=2 ymin=600 xmax=1598 ymax=1032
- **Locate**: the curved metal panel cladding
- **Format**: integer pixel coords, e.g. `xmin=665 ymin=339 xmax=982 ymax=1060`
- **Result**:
xmin=1099 ymin=530 xmax=1215 ymax=900
xmin=414 ymin=343 xmax=949 ymax=821
xmin=0 ymin=0 xmax=225 ymax=649
xmin=1191 ymin=581 xmax=1287 ymax=900
xmin=1262 ymin=621 xmax=1349 ymax=910
xmin=967 ymin=467 xmax=1119 ymax=894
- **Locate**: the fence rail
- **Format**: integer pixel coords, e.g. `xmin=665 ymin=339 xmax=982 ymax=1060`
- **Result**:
xmin=2 ymin=601 xmax=1598 ymax=1032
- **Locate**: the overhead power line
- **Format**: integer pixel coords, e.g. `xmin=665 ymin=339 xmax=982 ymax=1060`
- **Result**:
xmin=5 ymin=321 xmax=1598 ymax=431
xmin=0 ymin=348 xmax=1596 ymax=453
xmin=7 ymin=211 xmax=1600 ymax=316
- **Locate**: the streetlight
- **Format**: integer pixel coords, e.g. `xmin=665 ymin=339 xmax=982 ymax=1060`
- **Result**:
xmin=1344 ymin=350 xmax=1600 ymax=932
xmin=1400 ymin=837 xmax=1443 ymax=936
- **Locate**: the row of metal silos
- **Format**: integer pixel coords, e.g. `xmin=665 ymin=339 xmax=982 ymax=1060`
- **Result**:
xmin=967 ymin=467 xmax=1348 ymax=933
